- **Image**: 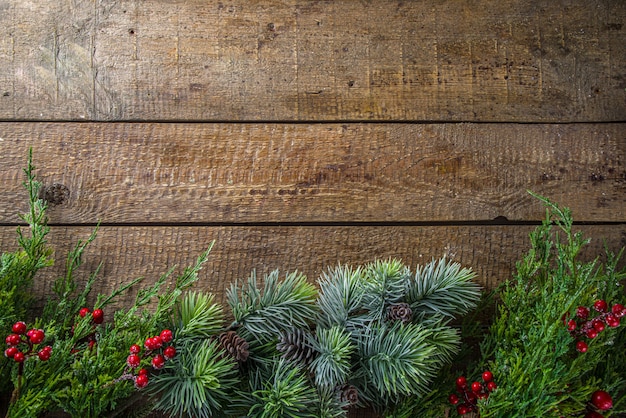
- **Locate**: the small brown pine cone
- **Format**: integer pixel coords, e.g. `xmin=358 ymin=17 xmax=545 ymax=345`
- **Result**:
xmin=387 ymin=302 xmax=412 ymax=323
xmin=340 ymin=384 xmax=359 ymax=405
xmin=276 ymin=328 xmax=317 ymax=365
xmin=218 ymin=331 xmax=249 ymax=362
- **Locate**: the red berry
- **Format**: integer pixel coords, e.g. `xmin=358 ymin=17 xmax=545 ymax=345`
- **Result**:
xmin=612 ymin=303 xmax=625 ymax=317
xmin=127 ymin=354 xmax=141 ymax=368
xmin=138 ymin=368 xmax=149 ymax=376
xmin=79 ymin=307 xmax=90 ymax=318
xmin=594 ymin=300 xmax=608 ymax=313
xmin=144 ymin=337 xmax=154 ymax=350
xmin=456 ymin=376 xmax=467 ymax=388
xmin=576 ymin=340 xmax=588 ymax=353
xmin=482 ymin=370 xmax=493 ymax=382
xmin=591 ymin=390 xmax=613 ymax=410
xmin=586 ymin=329 xmax=598 ymax=339
xmin=129 ymin=344 xmax=141 ymax=354
xmin=152 ymin=335 xmax=163 ymax=349
xmin=577 ymin=306 xmax=590 ymax=319
xmin=487 ymin=381 xmax=497 ymax=391
xmin=38 ymin=349 xmax=51 ymax=361
xmin=605 ymin=314 xmax=620 ymax=328
xmin=457 ymin=404 xmax=470 ymax=415
xmin=28 ymin=329 xmax=45 ymax=345
xmin=88 ymin=340 xmax=96 ymax=350
xmin=92 ymin=309 xmax=104 ymax=324
xmin=471 ymin=381 xmax=482 ymax=393
xmin=12 ymin=321 xmax=27 ymax=335
xmin=4 ymin=347 xmax=18 ymax=358
xmin=163 ymin=345 xmax=176 ymax=360
xmin=593 ymin=319 xmax=605 ymax=332
xmin=449 ymin=393 xmax=460 ymax=405
xmin=13 ymin=352 xmax=25 ymax=363
xmin=478 ymin=392 xmax=489 ymax=399
xmin=160 ymin=329 xmax=173 ymax=343
xmin=152 ymin=354 xmax=165 ymax=369
xmin=566 ymin=319 xmax=577 ymax=331
xmin=5 ymin=334 xmax=21 ymax=346
xmin=42 ymin=345 xmax=52 ymax=353
xmin=134 ymin=373 xmax=149 ymax=389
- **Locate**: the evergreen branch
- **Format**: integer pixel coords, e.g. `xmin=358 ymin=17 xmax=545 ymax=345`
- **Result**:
xmin=361 ymin=259 xmax=411 ymax=322
xmin=149 ymin=339 xmax=238 ymax=418
xmin=227 ymin=270 xmax=318 ymax=341
xmin=316 ymin=264 xmax=365 ymax=329
xmin=247 ymin=358 xmax=318 ymax=418
xmin=406 ymin=257 xmax=481 ymax=321
xmin=310 ymin=326 xmax=354 ymax=389
xmin=177 ymin=291 xmax=224 ymax=339
xmin=357 ymin=323 xmax=449 ymax=399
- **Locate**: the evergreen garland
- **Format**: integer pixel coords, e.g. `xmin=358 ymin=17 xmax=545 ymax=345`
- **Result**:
xmin=2 ymin=153 xmax=483 ymax=417
xmin=445 ymin=193 xmax=626 ymax=417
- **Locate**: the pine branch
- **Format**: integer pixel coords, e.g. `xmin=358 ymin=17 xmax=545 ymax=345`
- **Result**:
xmin=177 ymin=291 xmax=224 ymax=339
xmin=361 ymin=259 xmax=411 ymax=322
xmin=406 ymin=257 xmax=481 ymax=321
xmin=246 ymin=358 xmax=318 ymax=418
xmin=149 ymin=339 xmax=238 ymax=418
xmin=357 ymin=322 xmax=444 ymax=399
xmin=310 ymin=326 xmax=354 ymax=389
xmin=316 ymin=264 xmax=365 ymax=330
xmin=227 ymin=270 xmax=318 ymax=341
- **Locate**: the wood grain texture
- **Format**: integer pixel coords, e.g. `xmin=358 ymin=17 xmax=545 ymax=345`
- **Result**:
xmin=1 ymin=224 xmax=624 ymax=312
xmin=1 ymin=122 xmax=624 ymax=224
xmin=1 ymin=0 xmax=624 ymax=121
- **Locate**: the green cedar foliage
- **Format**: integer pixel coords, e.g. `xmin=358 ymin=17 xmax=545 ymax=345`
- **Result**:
xmin=470 ymin=193 xmax=626 ymax=417
xmin=2 ymin=152 xmax=214 ymax=417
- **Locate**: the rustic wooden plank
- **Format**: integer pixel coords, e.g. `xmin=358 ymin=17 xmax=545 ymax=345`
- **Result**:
xmin=1 ymin=225 xmax=623 ymax=312
xmin=1 ymin=0 xmax=624 ymax=121
xmin=1 ymin=122 xmax=624 ymax=223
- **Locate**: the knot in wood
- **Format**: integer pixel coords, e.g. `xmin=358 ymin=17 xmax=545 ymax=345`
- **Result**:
xmin=39 ymin=183 xmax=70 ymax=205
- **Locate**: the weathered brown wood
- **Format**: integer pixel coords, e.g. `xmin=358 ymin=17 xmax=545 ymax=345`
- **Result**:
xmin=1 ymin=0 xmax=624 ymax=122
xmin=1 ymin=224 xmax=624 ymax=311
xmin=1 ymin=122 xmax=624 ymax=224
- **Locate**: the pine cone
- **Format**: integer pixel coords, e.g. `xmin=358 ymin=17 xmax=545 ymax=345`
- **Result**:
xmin=218 ymin=331 xmax=249 ymax=362
xmin=340 ymin=384 xmax=359 ymax=405
xmin=387 ymin=302 xmax=412 ymax=323
xmin=276 ymin=328 xmax=316 ymax=364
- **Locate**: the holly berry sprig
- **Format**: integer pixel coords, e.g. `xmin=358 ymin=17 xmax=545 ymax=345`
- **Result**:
xmin=4 ymin=321 xmax=52 ymax=363
xmin=449 ymin=371 xmax=497 ymax=415
xmin=70 ymin=307 xmax=106 ymax=353
xmin=563 ymin=300 xmax=625 ymax=353
xmin=116 ymin=329 xmax=177 ymax=389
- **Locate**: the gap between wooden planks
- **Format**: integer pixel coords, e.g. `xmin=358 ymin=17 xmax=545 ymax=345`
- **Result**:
xmin=0 ymin=122 xmax=625 ymax=225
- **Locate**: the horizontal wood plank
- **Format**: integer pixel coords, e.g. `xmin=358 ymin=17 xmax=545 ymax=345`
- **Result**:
xmin=1 ymin=122 xmax=624 ymax=223
xmin=1 ymin=224 xmax=624 ymax=312
xmin=1 ymin=0 xmax=624 ymax=122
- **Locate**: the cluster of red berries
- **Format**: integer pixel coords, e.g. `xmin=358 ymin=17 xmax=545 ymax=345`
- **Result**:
xmin=4 ymin=321 xmax=52 ymax=363
xmin=563 ymin=300 xmax=625 ymax=353
xmin=584 ymin=390 xmax=613 ymax=417
xmin=449 ymin=371 xmax=497 ymax=415
xmin=79 ymin=307 xmax=104 ymax=324
xmin=125 ymin=329 xmax=176 ymax=389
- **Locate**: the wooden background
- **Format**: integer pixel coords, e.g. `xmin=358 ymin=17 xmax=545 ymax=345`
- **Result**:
xmin=0 ymin=2 xmax=625 ymax=413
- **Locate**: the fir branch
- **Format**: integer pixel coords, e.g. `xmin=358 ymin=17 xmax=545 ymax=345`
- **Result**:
xmin=246 ymin=358 xmax=318 ymax=418
xmin=316 ymin=265 xmax=365 ymax=330
xmin=361 ymin=259 xmax=411 ymax=322
xmin=406 ymin=257 xmax=481 ymax=321
xmin=177 ymin=291 xmax=224 ymax=339
xmin=357 ymin=322 xmax=455 ymax=400
xmin=310 ymin=326 xmax=355 ymax=389
xmin=149 ymin=338 xmax=238 ymax=418
xmin=227 ymin=270 xmax=318 ymax=341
